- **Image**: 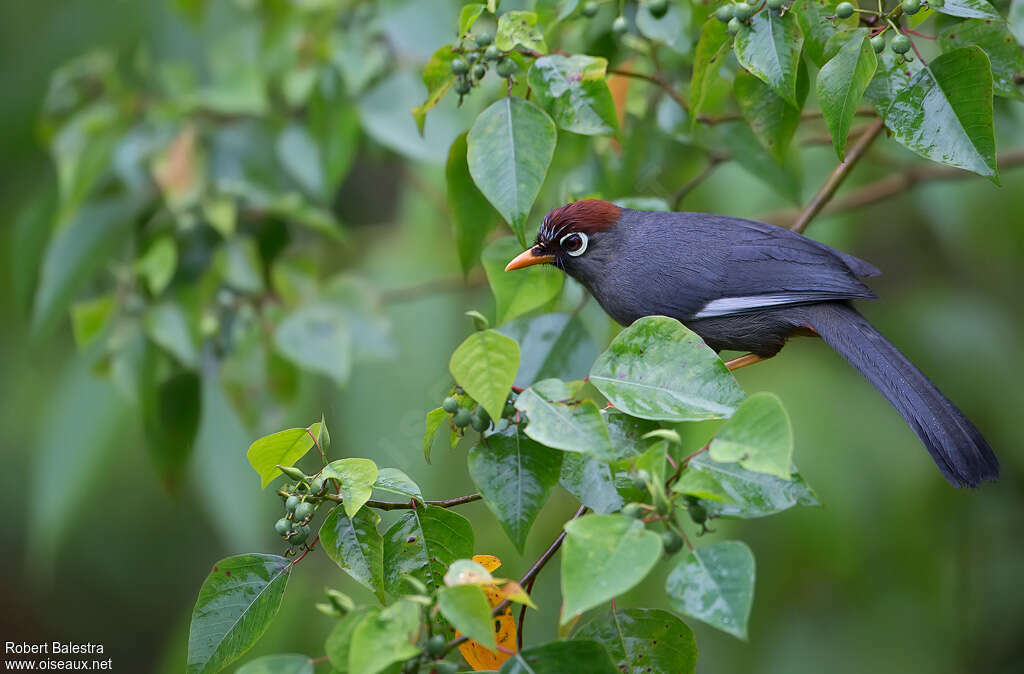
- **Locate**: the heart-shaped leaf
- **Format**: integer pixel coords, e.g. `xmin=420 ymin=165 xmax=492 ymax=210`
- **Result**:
xmin=734 ymin=10 xmax=805 ymax=106
xmin=322 ymin=458 xmax=379 ymax=518
xmin=939 ymin=18 xmax=1024 ymax=100
xmin=449 ymin=328 xmax=521 ymax=423
xmin=674 ymin=452 xmax=819 ymax=518
xmin=516 ymin=379 xmax=616 ymax=461
xmin=319 ymin=506 xmax=384 ymax=595
xmin=574 ymin=607 xmax=697 ymax=674
xmin=665 ymin=541 xmax=755 ymax=639
xmin=527 ymin=54 xmax=618 ymax=136
xmin=246 ymin=422 xmax=322 ymax=488
xmin=709 ymin=392 xmax=794 ymax=480
xmin=382 ymin=506 xmax=474 ymax=595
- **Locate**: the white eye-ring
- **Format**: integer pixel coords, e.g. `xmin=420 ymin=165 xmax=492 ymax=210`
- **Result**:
xmin=560 ymin=232 xmax=588 ymax=257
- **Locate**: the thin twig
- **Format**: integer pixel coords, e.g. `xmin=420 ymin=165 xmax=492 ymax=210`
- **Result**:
xmin=607 ymin=68 xmax=689 ymax=111
xmin=321 ymin=492 xmax=482 ymax=510
xmin=790 ymin=118 xmax=886 ymax=234
xmin=671 ymin=155 xmax=726 ymax=209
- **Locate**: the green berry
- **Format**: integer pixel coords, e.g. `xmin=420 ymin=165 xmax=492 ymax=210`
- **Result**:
xmin=662 ymin=530 xmax=684 ymax=554
xmin=496 ymin=57 xmax=518 ymax=78
xmin=716 ymin=4 xmax=735 ymax=22
xmin=836 ymin=2 xmax=855 ymax=18
xmin=450 ymin=58 xmax=468 ymax=75
xmin=472 ymin=63 xmax=486 ymax=80
xmin=871 ymin=34 xmax=886 ymax=52
xmin=453 ymin=407 xmax=473 ymax=427
xmin=433 ymin=662 xmax=459 ymax=674
xmin=891 ymin=34 xmax=911 ymax=54
xmin=454 ymin=77 xmax=472 ymax=95
xmin=767 ymin=0 xmax=785 ymax=9
xmin=648 ymin=0 xmax=669 ymax=19
xmin=426 ymin=634 xmax=447 ymax=657
xmin=727 ymin=16 xmax=743 ymax=34
xmin=290 ymin=524 xmax=311 ymax=545
xmin=476 ymin=31 xmax=493 ymax=46
xmin=465 ymin=51 xmax=480 ymax=63
xmin=294 ymin=501 xmax=315 ymax=521
xmin=734 ymin=2 xmax=754 ymax=20
xmin=310 ymin=476 xmax=325 ymax=495
xmin=902 ymin=0 xmax=921 ymax=14
xmin=442 ymin=396 xmax=460 ymax=413
xmin=484 ymin=45 xmax=501 ymax=61
xmin=612 ymin=15 xmax=628 ymax=35
xmin=471 ymin=412 xmax=489 ymax=433
xmin=274 ymin=518 xmax=291 ymax=536
xmin=688 ymin=501 xmax=708 ymax=525
xmin=622 ymin=502 xmax=646 ymax=519
xmin=582 ymin=1 xmax=600 ymax=18
xmin=285 ymin=495 xmax=300 ymax=513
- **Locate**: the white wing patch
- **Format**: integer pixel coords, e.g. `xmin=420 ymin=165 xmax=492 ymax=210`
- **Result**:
xmin=694 ymin=295 xmax=806 ymax=319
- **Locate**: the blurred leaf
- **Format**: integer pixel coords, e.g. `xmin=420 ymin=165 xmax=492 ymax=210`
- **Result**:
xmin=423 ymin=407 xmax=448 ymax=464
xmin=589 ymin=316 xmax=745 ymax=421
xmin=137 ymin=235 xmax=178 ymax=295
xmin=635 ymin=0 xmax=695 ymax=54
xmin=322 ymin=275 xmax=396 ymax=362
xmin=348 ymin=599 xmax=421 ymax=674
xmin=445 ymin=558 xmax=495 ymax=586
xmin=710 ymin=123 xmax=803 ymax=202
xmin=447 ymin=132 xmax=500 ymax=276
xmin=527 ymin=55 xmax=618 ymax=136
xmin=145 ymin=302 xmax=198 ymax=368
xmin=939 ymin=18 xmax=1024 ymax=100
xmin=308 ymin=86 xmax=359 ymax=195
xmin=1011 ymin=0 xmax=1024 ymax=43
xmin=142 ymin=369 xmax=200 ymax=488
xmin=322 ymin=458 xmax=379 ymax=518
xmin=275 ymin=303 xmax=353 ymax=387
xmin=515 ymin=378 xmax=616 ymax=461
xmin=559 ymin=453 xmax=624 ymax=514
xmin=864 ymin=49 xmax=920 ymax=118
xmin=709 ymin=392 xmax=793 ymax=480
xmin=320 ymin=506 xmax=385 ymax=596
xmin=665 ymin=541 xmax=755 ymax=639
xmin=690 ymin=18 xmax=732 ymax=130
xmin=734 ymin=10 xmax=804 ymax=106
xmin=51 ymin=101 xmax=122 ymax=221
xmin=574 ymin=607 xmax=697 ymax=674
xmin=467 ymin=426 xmax=563 ymax=552
xmin=219 ymin=237 xmax=264 ymax=293
xmin=536 ymin=0 xmax=580 ymax=24
xmin=187 ymin=554 xmax=291 ymax=673
xmin=929 ymin=0 xmax=1001 ymax=19
xmin=277 ymin=124 xmax=325 ymax=200
xmin=495 ymin=11 xmax=547 ymax=53
xmin=438 ymin=584 xmax=496 ymax=649
xmin=32 ymin=194 xmax=149 ymax=338
xmin=560 ymin=514 xmax=662 ymax=624
xmin=382 ymin=506 xmax=474 ymax=595
xmin=734 ymin=62 xmax=808 ymax=160
xmin=794 ymin=0 xmax=858 ymax=66
xmin=460 ymin=4 xmax=487 ymax=35
xmin=373 ymin=467 xmax=424 ymax=504
xmin=498 ymin=312 xmax=598 ymax=387
xmin=673 ymin=452 xmax=819 ymax=518
xmin=449 ymin=327 xmax=520 ymax=423
xmin=468 ymin=97 xmax=557 ymax=244
xmin=325 ymin=608 xmax=368 ymax=672
xmin=236 ymin=654 xmax=313 ymax=674
xmin=152 ymin=125 xmax=203 ymax=213
xmin=413 ymin=45 xmax=458 ymax=135
xmin=816 ymin=32 xmax=877 ymax=158
xmin=885 ymin=46 xmax=998 ymax=180
xmin=71 ymin=294 xmax=115 ymax=348
xmin=11 ymin=187 xmax=56 ymax=317
xmin=246 ymin=422 xmax=322 ymax=488
xmin=282 ymin=66 xmax=318 ymax=108
xmin=498 ymin=640 xmax=618 ymax=673
xmin=482 ymin=237 xmax=564 ymax=324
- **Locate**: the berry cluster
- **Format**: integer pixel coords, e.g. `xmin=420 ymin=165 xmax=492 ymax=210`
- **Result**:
xmin=715 ymin=0 xmax=788 ymax=36
xmin=619 ymin=467 xmax=714 ymax=558
xmin=274 ymin=472 xmax=328 ymax=548
xmin=451 ymin=32 xmax=518 ymax=98
xmin=442 ymin=388 xmax=517 ymax=434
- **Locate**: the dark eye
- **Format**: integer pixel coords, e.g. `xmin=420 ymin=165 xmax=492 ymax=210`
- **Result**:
xmin=560 ymin=232 xmax=588 ymax=257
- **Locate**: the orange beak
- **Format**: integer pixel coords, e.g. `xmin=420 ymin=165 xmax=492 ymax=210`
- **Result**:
xmin=505 ymin=247 xmax=555 ymax=271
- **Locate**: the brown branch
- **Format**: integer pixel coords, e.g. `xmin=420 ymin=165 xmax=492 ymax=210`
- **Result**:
xmin=320 ymin=492 xmax=482 ymax=510
xmin=607 ymin=68 xmax=689 ymax=111
xmin=789 ymin=118 xmax=886 ymax=234
xmin=671 ymin=154 xmax=726 ymax=209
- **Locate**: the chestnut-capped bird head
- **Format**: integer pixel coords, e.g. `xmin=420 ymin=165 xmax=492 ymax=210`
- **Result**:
xmin=504 ymin=199 xmax=623 ymax=283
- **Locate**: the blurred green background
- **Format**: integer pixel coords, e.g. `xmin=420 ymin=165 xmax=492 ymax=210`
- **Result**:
xmin=1 ymin=1 xmax=1022 ymax=673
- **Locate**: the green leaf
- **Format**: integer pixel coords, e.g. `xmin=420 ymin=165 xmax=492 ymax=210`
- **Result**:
xmin=449 ymin=327 xmax=521 ymax=423
xmin=348 ymin=599 xmax=421 ymax=674
xmin=144 ymin=302 xmax=198 ymax=368
xmin=319 ymin=506 xmax=385 ymax=595
xmin=560 ymin=514 xmax=663 ymax=624
xmin=711 ymin=122 xmax=803 ymax=203
xmin=498 ymin=312 xmax=599 ymax=387
xmin=424 ymin=407 xmax=448 ymax=464
xmin=929 ymin=0 xmax=1001 ymax=20
xmin=467 ymin=97 xmax=557 ymax=244
xmin=246 ymin=422 xmax=322 ymax=489
xmin=71 ymin=294 xmax=115 ymax=348
xmin=308 ymin=88 xmax=359 ymax=196
xmin=137 ymin=235 xmax=177 ymax=296
xmin=412 ymin=45 xmax=457 ymax=136
xmin=690 ymin=19 xmax=733 ymax=130
xmin=325 ymin=608 xmax=368 ymax=672
xmin=274 ymin=303 xmax=353 ymax=387
xmin=277 ymin=124 xmax=325 ymax=200
xmin=527 ymin=55 xmax=618 ymax=136
xmin=734 ymin=10 xmax=805 ymax=106
xmin=482 ymin=237 xmax=564 ymax=324
xmin=665 ymin=541 xmax=755 ymax=639
xmin=322 ymin=458 xmax=379 ymax=518
xmin=709 ymin=392 xmax=794 ymax=479
xmin=187 ymin=554 xmax=291 ymax=673
xmin=495 ymin=11 xmax=548 ymax=53
xmin=142 ymin=369 xmax=200 ymax=489
xmin=674 ymin=452 xmax=819 ymax=518
xmin=794 ymin=0 xmax=858 ymax=67
xmin=559 ymin=453 xmax=624 ymax=514
xmin=864 ymin=49 xmax=919 ymax=118
xmin=515 ymin=379 xmax=617 ymax=461
xmin=603 ymin=410 xmax=659 ymax=461
xmin=467 ymin=426 xmax=563 ymax=551
xmin=447 ymin=132 xmax=500 ymax=276
xmin=459 ymin=3 xmax=487 ymax=35
xmin=939 ymin=19 xmax=1024 ymax=101
xmin=884 ymin=46 xmax=998 ymax=180
xmin=636 ymin=0 xmax=695 ymax=54
xmin=374 ymin=467 xmax=424 ymax=504
xmin=500 ymin=640 xmax=618 ymax=673
xmin=437 ymin=584 xmax=496 ymax=649
xmin=382 ymin=506 xmax=474 ymax=595
xmin=733 ymin=61 xmax=808 ymax=160
xmin=236 ymin=654 xmax=313 ymax=674
xmin=574 ymin=607 xmax=697 ymax=674
xmin=589 ymin=316 xmax=746 ymax=421
xmin=816 ymin=31 xmax=877 ymax=158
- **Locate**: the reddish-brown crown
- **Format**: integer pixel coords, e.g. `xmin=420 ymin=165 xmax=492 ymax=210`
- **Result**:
xmin=537 ymin=199 xmax=622 ymax=245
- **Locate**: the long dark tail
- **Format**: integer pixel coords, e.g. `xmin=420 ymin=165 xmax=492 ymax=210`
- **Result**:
xmin=799 ymin=302 xmax=999 ymax=487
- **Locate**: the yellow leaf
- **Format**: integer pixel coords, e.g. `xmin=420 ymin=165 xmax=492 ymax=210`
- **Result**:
xmin=459 ymin=554 xmax=517 ymax=671
xmin=472 ymin=554 xmax=502 ymax=572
